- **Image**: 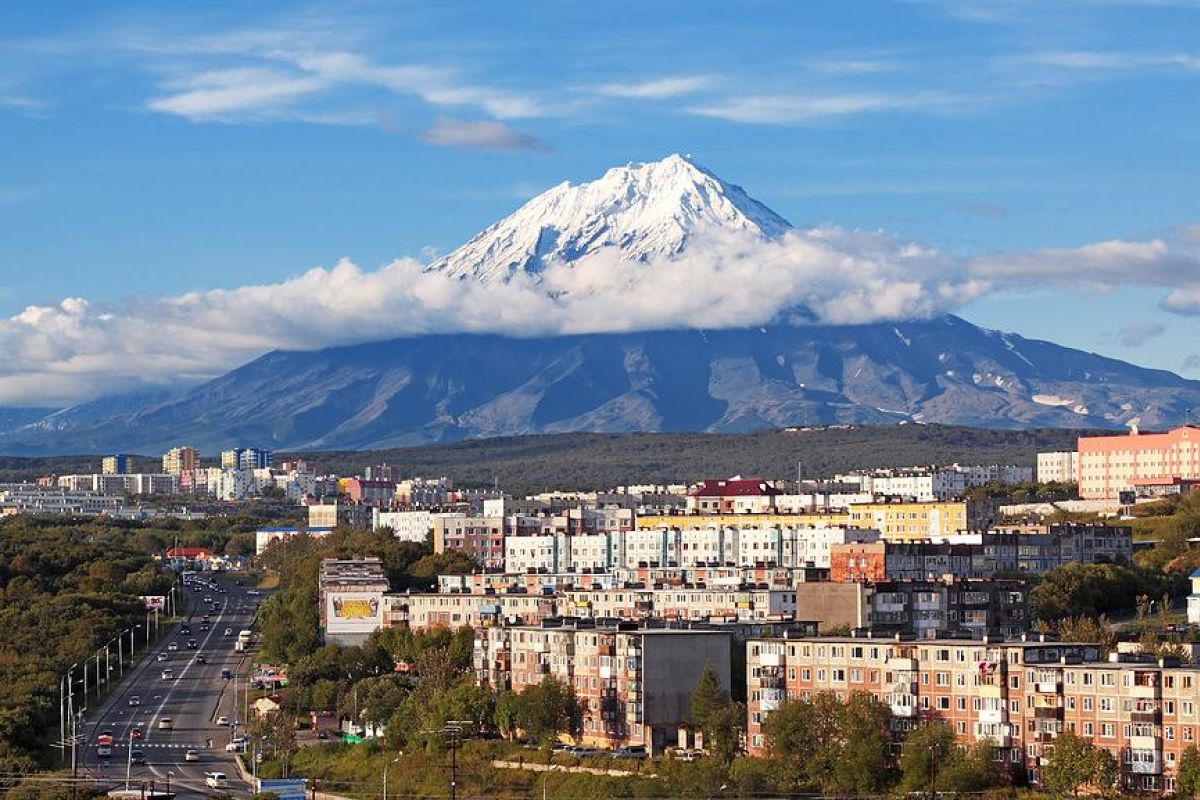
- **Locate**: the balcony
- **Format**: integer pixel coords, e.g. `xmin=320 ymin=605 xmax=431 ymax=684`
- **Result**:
xmin=759 ymin=652 xmax=783 ymax=668
xmin=978 ymin=708 xmax=1006 ymax=725
xmin=890 ymin=703 xmax=916 ymax=717
xmin=1034 ymin=707 xmax=1063 ymax=720
xmin=1131 ymin=711 xmax=1162 ymax=725
xmin=976 ymin=733 xmax=1011 ymax=748
xmin=1132 ymin=683 xmax=1159 ymax=699
xmin=760 ymin=675 xmax=786 ymax=690
xmin=885 ymin=657 xmax=917 ymax=671
xmin=1130 ymin=735 xmax=1162 ymax=751
xmin=1035 ymin=681 xmax=1061 ymax=694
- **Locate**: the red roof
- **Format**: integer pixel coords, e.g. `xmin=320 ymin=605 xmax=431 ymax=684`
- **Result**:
xmin=167 ymin=547 xmax=212 ymax=559
xmin=688 ymin=478 xmax=780 ymax=498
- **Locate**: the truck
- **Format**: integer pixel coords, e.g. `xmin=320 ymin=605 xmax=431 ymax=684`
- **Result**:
xmin=235 ymin=629 xmax=253 ymax=652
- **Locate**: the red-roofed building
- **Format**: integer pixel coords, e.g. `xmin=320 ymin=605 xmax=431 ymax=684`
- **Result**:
xmin=166 ymin=547 xmax=213 ymax=566
xmin=686 ymin=477 xmax=781 ymax=514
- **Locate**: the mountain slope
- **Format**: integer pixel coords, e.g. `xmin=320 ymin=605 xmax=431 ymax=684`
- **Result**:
xmin=1 ymin=316 xmax=1197 ymax=454
xmin=427 ymin=154 xmax=791 ymax=281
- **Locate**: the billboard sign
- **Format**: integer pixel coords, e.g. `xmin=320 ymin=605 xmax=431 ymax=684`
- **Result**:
xmin=258 ymin=778 xmax=307 ymax=800
xmin=140 ymin=595 xmax=166 ymax=611
xmin=325 ymin=591 xmax=383 ymax=634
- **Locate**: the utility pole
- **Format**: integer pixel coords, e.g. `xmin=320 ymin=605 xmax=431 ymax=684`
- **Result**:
xmin=928 ymin=743 xmax=937 ymax=800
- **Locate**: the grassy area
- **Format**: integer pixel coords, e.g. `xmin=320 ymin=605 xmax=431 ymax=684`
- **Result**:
xmin=256 ymin=572 xmax=281 ymax=590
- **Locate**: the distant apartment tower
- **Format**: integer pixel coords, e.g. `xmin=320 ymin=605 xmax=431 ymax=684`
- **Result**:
xmin=1036 ymin=451 xmax=1078 ymax=484
xmin=1078 ymin=426 xmax=1200 ymax=499
xmin=162 ymin=446 xmax=200 ymax=476
xmin=101 ymin=454 xmax=128 ymax=475
xmin=221 ymin=447 xmax=274 ymax=471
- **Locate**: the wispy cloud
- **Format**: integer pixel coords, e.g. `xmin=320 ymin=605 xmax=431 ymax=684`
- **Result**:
xmin=1116 ymin=322 xmax=1166 ymax=347
xmin=686 ymin=91 xmax=964 ymax=124
xmin=593 ymin=75 xmax=716 ymax=99
xmin=1026 ymin=50 xmax=1200 ymax=71
xmin=803 ymin=58 xmax=898 ymax=75
xmin=420 ymin=117 xmax=551 ymax=153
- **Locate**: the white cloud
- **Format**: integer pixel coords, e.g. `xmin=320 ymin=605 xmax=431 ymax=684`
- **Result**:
xmin=140 ymin=29 xmax=546 ymax=125
xmin=686 ymin=91 xmax=963 ymax=124
xmin=419 ymin=117 xmax=550 ymax=152
xmin=1027 ymin=50 xmax=1200 ymax=71
xmin=593 ymin=75 xmax=716 ymax=99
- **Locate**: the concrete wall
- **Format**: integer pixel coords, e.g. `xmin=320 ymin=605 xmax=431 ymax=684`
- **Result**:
xmin=794 ymin=582 xmax=868 ymax=631
xmin=642 ymin=632 xmax=732 ymax=752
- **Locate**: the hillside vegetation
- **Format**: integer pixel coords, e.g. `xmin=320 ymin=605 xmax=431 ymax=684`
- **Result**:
xmin=286 ymin=425 xmax=1091 ymax=494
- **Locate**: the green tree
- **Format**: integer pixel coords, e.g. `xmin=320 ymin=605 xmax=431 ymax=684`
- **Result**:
xmin=513 ymin=676 xmax=582 ymax=745
xmin=1041 ymin=731 xmax=1114 ymax=795
xmin=690 ymin=663 xmax=726 ymax=729
xmin=248 ymin=710 xmax=298 ymax=778
xmin=1178 ymin=745 xmax=1200 ymax=798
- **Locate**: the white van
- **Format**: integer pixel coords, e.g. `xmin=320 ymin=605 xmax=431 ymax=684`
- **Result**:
xmin=205 ymin=772 xmax=228 ymax=788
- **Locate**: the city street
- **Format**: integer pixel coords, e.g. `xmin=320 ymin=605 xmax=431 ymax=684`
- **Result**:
xmin=74 ymin=577 xmax=264 ymax=798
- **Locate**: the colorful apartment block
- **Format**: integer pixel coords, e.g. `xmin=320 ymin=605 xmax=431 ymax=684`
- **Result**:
xmin=746 ymin=635 xmax=1200 ymax=793
xmin=1078 ymin=426 xmax=1200 ymax=499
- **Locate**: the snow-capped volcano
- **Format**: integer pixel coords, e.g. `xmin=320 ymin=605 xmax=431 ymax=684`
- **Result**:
xmin=428 ymin=154 xmax=792 ymax=282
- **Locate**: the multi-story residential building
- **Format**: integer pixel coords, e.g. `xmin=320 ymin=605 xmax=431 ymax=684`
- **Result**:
xmin=308 ymin=500 xmax=373 ymax=529
xmin=847 ymin=501 xmax=973 ymax=541
xmin=830 ymin=524 xmax=1132 ymax=583
xmin=622 ymin=518 xmax=879 ymax=570
xmin=1037 ymin=451 xmax=1079 ymax=484
xmin=434 ymin=515 xmax=505 ymax=570
xmin=745 ymin=635 xmax=1200 ymax=793
xmin=562 ymin=586 xmax=799 ymax=622
xmin=318 ymin=558 xmax=389 ymax=646
xmin=162 ymin=446 xmax=200 ymax=476
xmin=343 ymin=478 xmax=398 ymax=507
xmin=475 ymin=619 xmax=732 ymax=753
xmin=1078 ymin=426 xmax=1200 ymax=500
xmin=255 ymin=525 xmax=334 ymax=554
xmin=838 ymin=470 xmax=968 ymax=502
xmin=686 ymin=478 xmax=782 ymax=514
xmin=1189 ymin=569 xmax=1200 ymax=626
xmin=396 ymin=477 xmax=453 ymax=508
xmin=373 ymin=509 xmax=462 ymax=543
xmin=385 ymin=591 xmax=557 ymax=631
xmin=0 ymin=484 xmax=126 ymax=515
xmin=56 ymin=473 xmax=180 ymax=496
xmin=221 ymin=447 xmax=274 ymax=471
xmin=102 ymin=454 xmax=128 ymax=475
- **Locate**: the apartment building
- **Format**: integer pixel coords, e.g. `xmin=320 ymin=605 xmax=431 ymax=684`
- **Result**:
xmin=162 ymin=446 xmax=200 ymax=476
xmin=745 ymin=635 xmax=1200 ymax=793
xmin=1078 ymin=426 xmax=1200 ymax=500
xmin=1037 ymin=451 xmax=1079 ymax=484
xmin=831 ymin=524 xmax=1132 ymax=583
xmin=385 ymin=591 xmax=557 ymax=630
xmin=308 ymin=500 xmax=373 ymax=529
xmin=622 ymin=519 xmax=879 ymax=570
xmin=686 ymin=478 xmax=781 ymax=514
xmin=561 ymin=586 xmax=799 ymax=623
xmin=434 ymin=515 xmax=506 ymax=570
xmin=847 ymin=501 xmax=972 ymax=541
xmin=475 ymin=619 xmax=732 ymax=752
xmin=318 ymin=558 xmax=389 ymax=646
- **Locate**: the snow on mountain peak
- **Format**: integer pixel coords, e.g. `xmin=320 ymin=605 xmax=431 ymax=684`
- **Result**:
xmin=428 ymin=154 xmax=793 ymax=282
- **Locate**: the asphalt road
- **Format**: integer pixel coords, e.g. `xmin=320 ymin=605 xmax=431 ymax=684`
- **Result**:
xmin=77 ymin=576 xmax=265 ymax=798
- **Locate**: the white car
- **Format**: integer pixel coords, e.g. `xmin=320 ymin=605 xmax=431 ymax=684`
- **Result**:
xmin=205 ymin=772 xmax=228 ymax=788
xmin=160 ymin=669 xmax=174 ymax=680
xmin=225 ymin=741 xmax=247 ymax=753
xmin=158 ymin=718 xmax=173 ymax=730
xmin=167 ymin=642 xmax=178 ymax=651
xmin=216 ymin=715 xmax=230 ymax=726
xmin=184 ymin=749 xmax=200 ymax=762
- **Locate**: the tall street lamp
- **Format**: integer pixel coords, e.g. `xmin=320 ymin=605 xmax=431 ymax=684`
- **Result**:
xmin=382 ymin=755 xmax=401 ymax=800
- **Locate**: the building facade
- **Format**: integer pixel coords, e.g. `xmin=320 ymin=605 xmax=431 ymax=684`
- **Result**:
xmin=1078 ymin=426 xmax=1200 ymax=500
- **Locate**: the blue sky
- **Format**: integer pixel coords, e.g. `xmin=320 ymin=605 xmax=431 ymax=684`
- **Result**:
xmin=0 ymin=0 xmax=1197 ymax=406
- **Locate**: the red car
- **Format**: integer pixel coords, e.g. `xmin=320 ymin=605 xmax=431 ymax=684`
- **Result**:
xmin=130 ymin=728 xmax=142 ymax=740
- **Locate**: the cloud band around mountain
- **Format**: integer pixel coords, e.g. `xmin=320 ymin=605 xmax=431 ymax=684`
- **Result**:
xmin=1 ymin=224 xmax=1196 ymax=407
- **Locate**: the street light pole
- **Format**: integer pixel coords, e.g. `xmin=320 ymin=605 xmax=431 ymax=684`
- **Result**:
xmin=118 ymin=630 xmax=126 ymax=677
xmin=382 ymin=756 xmax=399 ymax=800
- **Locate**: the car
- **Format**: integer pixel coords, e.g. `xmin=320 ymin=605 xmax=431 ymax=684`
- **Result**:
xmin=195 ymin=654 xmax=207 ymax=664
xmin=612 ymin=746 xmax=648 ymax=760
xmin=199 ymin=623 xmax=210 ymax=631
xmin=160 ymin=669 xmax=174 ymax=680
xmin=231 ymin=735 xmax=247 ymax=745
xmin=192 ymin=586 xmax=201 ymax=592
xmin=235 ymin=580 xmax=243 ymax=586
xmin=247 ymin=590 xmax=260 ymax=596
xmin=97 ymin=745 xmax=112 ymax=758
xmin=97 ymin=731 xmax=114 ymax=745
xmin=130 ymin=728 xmax=142 ymax=740
xmin=216 ymin=715 xmax=230 ymax=726
xmin=128 ymin=696 xmax=140 ymax=706
xmin=186 ymin=639 xmax=197 ymax=649
xmin=220 ymin=668 xmax=232 ymax=680
xmin=157 ymin=718 xmax=173 ymax=730
xmin=224 ymin=628 xmax=233 ymax=636
xmin=316 ymin=730 xmax=328 ymax=740
xmin=156 ymin=653 xmax=169 ymax=662
xmin=130 ymin=750 xmax=146 ymax=765
xmin=225 ymin=741 xmax=247 ymax=753
xmin=167 ymin=642 xmax=178 ymax=651
xmin=203 ymin=597 xmax=212 ymax=603
xmin=184 ymin=749 xmax=200 ymax=762
xmin=180 ymin=624 xmax=191 ymax=634
xmin=205 ymin=772 xmax=228 ymax=789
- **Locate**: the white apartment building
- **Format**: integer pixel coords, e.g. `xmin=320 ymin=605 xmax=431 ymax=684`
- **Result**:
xmin=1036 ymin=451 xmax=1079 ymax=483
xmin=373 ymin=509 xmax=463 ymax=543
